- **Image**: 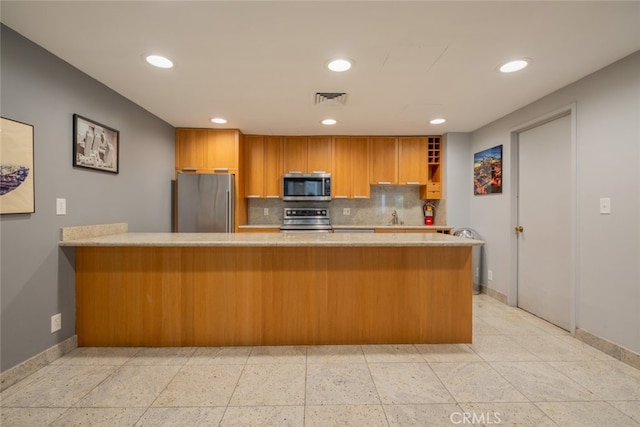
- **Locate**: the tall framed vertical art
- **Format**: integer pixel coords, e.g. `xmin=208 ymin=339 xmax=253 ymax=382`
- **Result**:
xmin=0 ymin=117 xmax=35 ymax=214
xmin=474 ymin=145 xmax=502 ymax=195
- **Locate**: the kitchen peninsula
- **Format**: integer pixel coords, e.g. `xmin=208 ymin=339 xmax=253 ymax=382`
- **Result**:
xmin=61 ymin=225 xmax=483 ymax=347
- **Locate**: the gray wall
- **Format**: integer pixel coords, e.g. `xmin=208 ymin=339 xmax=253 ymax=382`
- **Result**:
xmin=443 ymin=132 xmax=472 ymax=230
xmin=469 ymin=51 xmax=640 ymax=353
xmin=0 ymin=25 xmax=175 ymax=372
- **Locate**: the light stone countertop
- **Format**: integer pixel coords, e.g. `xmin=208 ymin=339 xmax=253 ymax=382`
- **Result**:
xmin=59 ymin=232 xmax=483 ymax=247
xmin=331 ymin=225 xmax=453 ymax=230
xmin=238 ymin=224 xmax=453 ymax=230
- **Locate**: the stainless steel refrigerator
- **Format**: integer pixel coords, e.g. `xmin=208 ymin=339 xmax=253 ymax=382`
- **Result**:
xmin=175 ymin=173 xmax=235 ymax=232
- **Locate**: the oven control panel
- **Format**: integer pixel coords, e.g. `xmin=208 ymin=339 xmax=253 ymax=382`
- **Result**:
xmin=284 ymin=208 xmax=329 ymax=219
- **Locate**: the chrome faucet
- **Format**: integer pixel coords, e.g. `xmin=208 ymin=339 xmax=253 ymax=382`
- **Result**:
xmin=391 ymin=210 xmax=398 ymax=225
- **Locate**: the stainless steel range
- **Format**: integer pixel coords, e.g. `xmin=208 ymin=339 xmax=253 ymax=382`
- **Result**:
xmin=280 ymin=208 xmax=332 ymax=233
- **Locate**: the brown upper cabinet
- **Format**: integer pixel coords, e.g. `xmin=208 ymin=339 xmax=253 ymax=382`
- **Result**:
xmin=370 ymin=137 xmax=398 ymax=184
xmin=175 ymin=128 xmax=240 ymax=174
xmin=208 ymin=129 xmax=239 ymax=171
xmin=283 ymin=136 xmax=332 ymax=174
xmin=369 ymin=136 xmax=436 ymax=189
xmin=244 ymin=135 xmax=283 ymax=198
xmin=175 ymin=128 xmax=208 ymax=172
xmin=244 ymin=135 xmax=265 ymax=198
xmin=350 ymin=137 xmax=371 ymax=198
xmin=332 ymin=136 xmax=371 ymax=199
xmin=398 ymin=137 xmax=427 ymax=185
xmin=264 ymin=136 xmax=284 ymax=198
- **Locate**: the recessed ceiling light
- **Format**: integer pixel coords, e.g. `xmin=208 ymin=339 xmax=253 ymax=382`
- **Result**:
xmin=430 ymin=118 xmax=446 ymax=125
xmin=327 ymin=59 xmax=352 ymax=72
xmin=210 ymin=117 xmax=227 ymax=124
xmin=321 ymin=119 xmax=337 ymax=125
xmin=145 ymin=54 xmax=174 ymax=69
xmin=499 ymin=59 xmax=530 ymax=73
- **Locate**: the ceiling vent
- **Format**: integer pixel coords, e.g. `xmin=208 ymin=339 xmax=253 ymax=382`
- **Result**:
xmin=315 ymin=92 xmax=347 ymax=105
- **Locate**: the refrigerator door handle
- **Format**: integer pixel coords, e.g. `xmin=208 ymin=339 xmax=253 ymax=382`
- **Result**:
xmin=226 ymin=190 xmax=232 ymax=232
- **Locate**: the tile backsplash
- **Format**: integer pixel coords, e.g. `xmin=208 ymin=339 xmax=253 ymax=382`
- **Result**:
xmin=247 ymin=186 xmax=446 ymax=226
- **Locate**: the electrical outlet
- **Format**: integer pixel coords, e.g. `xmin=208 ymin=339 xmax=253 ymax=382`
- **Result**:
xmin=599 ymin=197 xmax=611 ymax=214
xmin=488 ymin=270 xmax=493 ymax=281
xmin=343 ymin=208 xmax=351 ymax=216
xmin=56 ymin=198 xmax=66 ymax=215
xmin=51 ymin=313 xmax=62 ymax=333
xmin=263 ymin=208 xmax=269 ymax=216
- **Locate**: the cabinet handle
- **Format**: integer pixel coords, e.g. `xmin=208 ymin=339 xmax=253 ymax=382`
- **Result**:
xmin=353 ymin=196 xmax=368 ymax=199
xmin=311 ymin=170 xmax=326 ymax=174
xmin=288 ymin=171 xmax=303 ymax=174
xmin=377 ymin=181 xmax=391 ymax=185
xmin=406 ymin=181 xmax=420 ymax=185
xmin=181 ymin=167 xmax=197 ymax=172
xmin=333 ymin=195 xmax=348 ymax=199
xmin=246 ymin=195 xmax=260 ymax=198
xmin=266 ymin=195 xmax=280 ymax=199
xmin=214 ymin=167 xmax=229 ymax=172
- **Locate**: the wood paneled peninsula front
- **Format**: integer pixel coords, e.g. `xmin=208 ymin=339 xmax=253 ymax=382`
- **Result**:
xmin=61 ymin=232 xmax=483 ymax=347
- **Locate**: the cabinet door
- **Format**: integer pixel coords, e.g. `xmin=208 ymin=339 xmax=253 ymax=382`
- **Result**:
xmin=208 ymin=129 xmax=239 ymax=171
xmin=175 ymin=129 xmax=208 ymax=172
xmin=244 ymin=135 xmax=265 ymax=197
xmin=350 ymin=136 xmax=370 ymax=198
xmin=398 ymin=137 xmax=427 ymax=185
xmin=307 ymin=136 xmax=332 ymax=173
xmin=370 ymin=137 xmax=398 ymax=184
xmin=331 ymin=136 xmax=351 ymax=198
xmin=264 ymin=136 xmax=283 ymax=198
xmin=283 ymin=136 xmax=307 ymax=173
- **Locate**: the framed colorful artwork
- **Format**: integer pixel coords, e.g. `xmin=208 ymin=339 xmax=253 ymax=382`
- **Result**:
xmin=474 ymin=145 xmax=502 ymax=195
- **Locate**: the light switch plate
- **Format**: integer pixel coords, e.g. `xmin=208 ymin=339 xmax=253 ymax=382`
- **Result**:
xmin=56 ymin=198 xmax=66 ymax=215
xmin=343 ymin=208 xmax=351 ymax=216
xmin=51 ymin=313 xmax=62 ymax=333
xmin=599 ymin=197 xmax=611 ymax=214
xmin=263 ymin=208 xmax=269 ymax=216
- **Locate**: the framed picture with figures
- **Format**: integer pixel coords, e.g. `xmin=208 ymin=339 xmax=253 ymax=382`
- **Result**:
xmin=73 ymin=114 xmax=119 ymax=174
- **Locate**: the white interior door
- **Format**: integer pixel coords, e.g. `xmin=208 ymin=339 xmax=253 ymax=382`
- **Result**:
xmin=516 ymin=113 xmax=572 ymax=331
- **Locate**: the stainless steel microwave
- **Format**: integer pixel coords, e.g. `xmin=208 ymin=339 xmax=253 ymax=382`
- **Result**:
xmin=282 ymin=173 xmax=331 ymax=202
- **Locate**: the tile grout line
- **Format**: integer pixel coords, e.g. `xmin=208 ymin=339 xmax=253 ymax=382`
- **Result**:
xmin=218 ymin=346 xmax=252 ymax=425
xmin=137 ymin=353 xmax=189 ymax=426
xmin=363 ymin=345 xmax=391 ymax=427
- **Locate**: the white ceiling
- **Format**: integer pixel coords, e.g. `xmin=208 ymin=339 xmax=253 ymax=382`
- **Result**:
xmin=2 ymin=1 xmax=639 ymax=135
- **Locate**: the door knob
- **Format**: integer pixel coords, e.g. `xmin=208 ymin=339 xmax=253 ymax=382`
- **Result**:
xmin=515 ymin=226 xmax=524 ymax=233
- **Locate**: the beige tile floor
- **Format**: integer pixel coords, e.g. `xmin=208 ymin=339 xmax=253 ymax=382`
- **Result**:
xmin=2 ymin=294 xmax=640 ymax=426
